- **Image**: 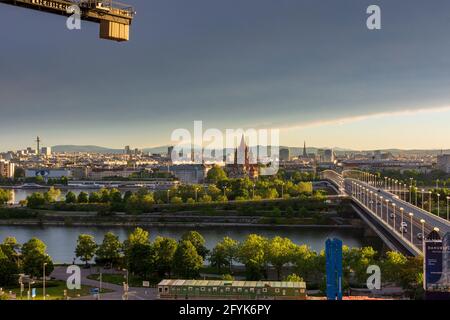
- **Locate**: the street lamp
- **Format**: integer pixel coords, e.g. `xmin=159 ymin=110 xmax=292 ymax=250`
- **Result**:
xmin=400 ymin=207 xmax=404 ymax=237
xmin=379 ymin=196 xmax=383 ymax=219
xmin=447 ymin=196 xmax=449 ymax=221
xmin=437 ymin=194 xmax=441 ymax=217
xmin=385 ymin=199 xmax=389 ymax=224
xmin=409 ymin=212 xmax=414 ymax=244
xmin=167 ymin=189 xmax=170 ymax=203
xmin=429 ymin=191 xmax=432 ymax=213
xmin=43 ymin=262 xmax=47 ymax=300
xmin=420 ymin=219 xmax=425 ymax=249
xmin=421 ymin=189 xmax=425 ymax=210
xmin=392 ymin=203 xmax=396 ymax=231
xmin=123 ymin=269 xmax=129 ymax=300
xmin=194 ymin=187 xmax=199 ymax=202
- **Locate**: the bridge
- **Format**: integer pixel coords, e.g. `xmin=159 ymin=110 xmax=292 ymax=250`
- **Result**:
xmin=321 ymin=170 xmax=450 ymax=257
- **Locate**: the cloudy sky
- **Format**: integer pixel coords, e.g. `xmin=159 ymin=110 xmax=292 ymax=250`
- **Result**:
xmin=1 ymin=0 xmax=450 ymax=151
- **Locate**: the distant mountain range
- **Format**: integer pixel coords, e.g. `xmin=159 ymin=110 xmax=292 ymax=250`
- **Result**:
xmin=51 ymin=145 xmax=450 ymax=156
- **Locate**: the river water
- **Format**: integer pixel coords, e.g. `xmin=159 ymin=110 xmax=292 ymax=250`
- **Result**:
xmin=0 ymin=225 xmax=372 ymax=264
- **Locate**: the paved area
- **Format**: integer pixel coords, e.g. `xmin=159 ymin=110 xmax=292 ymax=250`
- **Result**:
xmin=51 ymin=266 xmax=157 ymax=300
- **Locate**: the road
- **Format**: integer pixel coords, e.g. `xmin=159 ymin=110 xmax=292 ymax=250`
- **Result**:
xmin=346 ymin=178 xmax=450 ymax=248
xmin=51 ymin=266 xmax=157 ymax=300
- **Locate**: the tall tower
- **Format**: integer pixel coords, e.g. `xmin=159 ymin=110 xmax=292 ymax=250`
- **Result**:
xmin=36 ymin=136 xmax=41 ymax=155
xmin=303 ymin=141 xmax=307 ymax=157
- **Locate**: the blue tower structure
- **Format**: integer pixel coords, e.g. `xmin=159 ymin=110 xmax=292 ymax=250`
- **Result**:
xmin=326 ymin=238 xmax=343 ymax=300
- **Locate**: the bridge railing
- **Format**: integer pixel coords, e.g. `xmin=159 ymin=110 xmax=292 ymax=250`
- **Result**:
xmin=347 ymin=179 xmax=423 ymax=255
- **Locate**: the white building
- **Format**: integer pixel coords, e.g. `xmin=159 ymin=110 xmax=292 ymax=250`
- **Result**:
xmin=25 ymin=169 xmax=71 ymax=179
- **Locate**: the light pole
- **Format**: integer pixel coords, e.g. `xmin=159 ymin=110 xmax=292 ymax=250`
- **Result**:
xmin=123 ymin=269 xmax=129 ymax=300
xmin=252 ymin=184 xmax=255 ymax=199
xmin=385 ymin=199 xmax=389 ymax=224
xmin=421 ymin=189 xmax=425 ymax=210
xmin=194 ymin=187 xmax=198 ymax=202
xmin=414 ymin=187 xmax=418 ymax=206
xmin=379 ymin=196 xmax=383 ymax=219
xmin=409 ymin=212 xmax=413 ymax=244
xmin=409 ymin=185 xmax=412 ymax=204
xmin=43 ymin=262 xmax=47 ymax=300
xmin=370 ymin=191 xmax=373 ymax=211
xmin=392 ymin=203 xmax=396 ymax=231
xmin=384 ymin=177 xmax=387 ymax=190
xmin=222 ymin=186 xmax=227 ymax=197
xmin=420 ymin=219 xmax=425 ymax=248
xmin=437 ymin=194 xmax=441 ymax=217
xmin=167 ymin=189 xmax=170 ymax=203
xmin=429 ymin=191 xmax=432 ymax=213
xmin=447 ymin=196 xmax=449 ymax=221
xmin=400 ymin=207 xmax=404 ymax=237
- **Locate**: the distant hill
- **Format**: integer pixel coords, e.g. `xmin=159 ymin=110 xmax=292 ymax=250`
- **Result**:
xmin=51 ymin=145 xmax=449 ymax=156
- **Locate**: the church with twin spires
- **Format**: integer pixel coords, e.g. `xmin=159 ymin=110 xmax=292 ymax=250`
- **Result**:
xmin=225 ymin=135 xmax=259 ymax=179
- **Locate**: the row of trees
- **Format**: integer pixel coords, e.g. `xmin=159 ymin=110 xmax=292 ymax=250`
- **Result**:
xmin=24 ymin=180 xmax=319 ymax=214
xmin=73 ymin=228 xmax=423 ymax=294
xmin=0 ymin=237 xmax=54 ymax=286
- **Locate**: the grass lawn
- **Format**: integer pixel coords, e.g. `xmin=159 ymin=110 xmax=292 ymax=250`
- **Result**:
xmin=5 ymin=280 xmax=111 ymax=300
xmin=87 ymin=273 xmax=153 ymax=287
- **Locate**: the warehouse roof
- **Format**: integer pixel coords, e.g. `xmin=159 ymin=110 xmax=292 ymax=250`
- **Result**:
xmin=158 ymin=279 xmax=306 ymax=289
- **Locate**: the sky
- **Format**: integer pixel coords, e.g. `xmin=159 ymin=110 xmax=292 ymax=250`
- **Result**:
xmin=1 ymin=0 xmax=450 ymax=151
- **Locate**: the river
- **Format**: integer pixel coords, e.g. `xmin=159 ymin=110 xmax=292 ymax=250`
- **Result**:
xmin=0 ymin=225 xmax=376 ymax=264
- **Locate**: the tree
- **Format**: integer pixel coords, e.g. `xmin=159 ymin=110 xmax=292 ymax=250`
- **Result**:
xmin=266 ymin=236 xmax=295 ymax=280
xmin=77 ymin=191 xmax=89 ymax=203
xmin=219 ymin=237 xmax=239 ymax=271
xmin=75 ymin=234 xmax=97 ymax=267
xmin=238 ymin=234 xmax=268 ymax=280
xmin=209 ymin=243 xmax=228 ymax=272
xmin=0 ymin=189 xmax=12 ymax=205
xmin=170 ymin=196 xmax=183 ymax=204
xmin=172 ymin=240 xmax=203 ymax=278
xmin=89 ymin=191 xmax=101 ymax=203
xmin=291 ymin=244 xmax=317 ymax=282
xmin=206 ymin=165 xmax=227 ymax=184
xmin=123 ymin=228 xmax=153 ymax=277
xmin=0 ymin=247 xmax=19 ymax=286
xmin=181 ymin=231 xmax=209 ymax=259
xmin=21 ymin=238 xmax=54 ymax=278
xmin=152 ymin=236 xmax=178 ymax=277
xmin=13 ymin=167 xmax=25 ymax=180
xmin=65 ymin=191 xmax=77 ymax=204
xmin=26 ymin=192 xmax=46 ymax=208
xmin=96 ymin=232 xmax=122 ymax=268
xmin=110 ymin=188 xmax=123 ymax=203
xmin=44 ymin=187 xmax=61 ymax=203
xmin=285 ymin=273 xmax=304 ymax=282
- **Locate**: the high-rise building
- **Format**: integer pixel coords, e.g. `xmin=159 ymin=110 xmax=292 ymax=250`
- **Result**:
xmin=0 ymin=160 xmax=15 ymax=178
xmin=41 ymin=147 xmax=52 ymax=156
xmin=279 ymin=148 xmax=290 ymax=161
xmin=124 ymin=145 xmax=131 ymax=155
xmin=303 ymin=141 xmax=307 ymax=158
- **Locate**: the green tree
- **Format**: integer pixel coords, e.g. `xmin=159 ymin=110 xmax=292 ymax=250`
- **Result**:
xmin=206 ymin=165 xmax=227 ymax=184
xmin=209 ymin=243 xmax=228 ymax=272
xmin=152 ymin=236 xmax=178 ymax=277
xmin=0 ymin=189 xmax=12 ymax=205
xmin=21 ymin=238 xmax=54 ymax=278
xmin=285 ymin=273 xmax=304 ymax=282
xmin=266 ymin=236 xmax=295 ymax=280
xmin=77 ymin=191 xmax=89 ymax=203
xmin=89 ymin=191 xmax=101 ymax=203
xmin=44 ymin=186 xmax=61 ymax=203
xmin=75 ymin=234 xmax=98 ymax=267
xmin=123 ymin=228 xmax=153 ymax=277
xmin=26 ymin=192 xmax=46 ymax=208
xmin=238 ymin=234 xmax=268 ymax=280
xmin=0 ymin=246 xmax=19 ymax=286
xmin=172 ymin=240 xmax=203 ymax=278
xmin=181 ymin=231 xmax=209 ymax=259
xmin=96 ymin=232 xmax=122 ymax=268
xmin=220 ymin=237 xmax=239 ymax=271
xmin=65 ymin=191 xmax=77 ymax=204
